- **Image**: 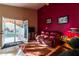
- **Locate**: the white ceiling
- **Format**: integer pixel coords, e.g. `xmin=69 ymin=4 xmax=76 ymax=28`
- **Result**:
xmin=1 ymin=3 xmax=46 ymax=10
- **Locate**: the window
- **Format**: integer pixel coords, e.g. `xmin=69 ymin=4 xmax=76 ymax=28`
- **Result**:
xmin=2 ymin=17 xmax=28 ymax=48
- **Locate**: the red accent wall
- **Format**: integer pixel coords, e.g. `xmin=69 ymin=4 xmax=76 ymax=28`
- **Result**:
xmin=38 ymin=3 xmax=79 ymax=34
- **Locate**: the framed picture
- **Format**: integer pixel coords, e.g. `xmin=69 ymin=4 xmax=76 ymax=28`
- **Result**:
xmin=58 ymin=16 xmax=68 ymax=24
xmin=46 ymin=18 xmax=52 ymax=24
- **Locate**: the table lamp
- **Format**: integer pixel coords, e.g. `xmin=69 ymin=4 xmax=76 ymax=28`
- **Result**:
xmin=63 ymin=28 xmax=79 ymax=42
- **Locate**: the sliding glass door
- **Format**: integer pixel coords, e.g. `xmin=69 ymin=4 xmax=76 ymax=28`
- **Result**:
xmin=15 ymin=20 xmax=25 ymax=42
xmin=2 ymin=17 xmax=15 ymax=44
xmin=2 ymin=17 xmax=28 ymax=46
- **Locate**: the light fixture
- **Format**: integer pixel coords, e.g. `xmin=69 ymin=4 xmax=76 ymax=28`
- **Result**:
xmin=45 ymin=3 xmax=49 ymax=6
